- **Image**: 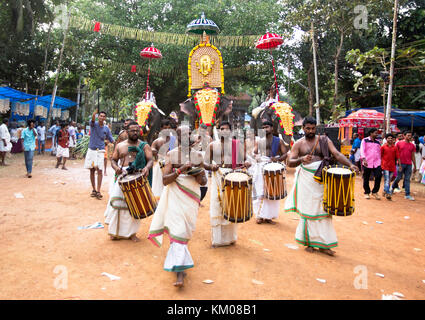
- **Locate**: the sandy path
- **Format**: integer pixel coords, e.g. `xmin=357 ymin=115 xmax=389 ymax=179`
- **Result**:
xmin=1 ymin=153 xmax=424 ymax=300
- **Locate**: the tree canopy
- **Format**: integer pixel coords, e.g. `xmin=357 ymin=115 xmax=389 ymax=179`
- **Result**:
xmin=0 ymin=0 xmax=424 ymax=124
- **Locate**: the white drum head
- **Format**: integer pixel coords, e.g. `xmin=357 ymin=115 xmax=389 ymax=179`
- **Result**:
xmin=263 ymin=162 xmax=285 ymax=171
xmin=225 ymin=172 xmax=249 ymax=182
xmin=327 ymin=167 xmax=352 ymax=175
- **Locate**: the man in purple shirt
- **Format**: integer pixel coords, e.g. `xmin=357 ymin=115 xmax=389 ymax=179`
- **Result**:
xmin=360 ymin=128 xmax=382 ymax=200
xmin=84 ymin=109 xmax=114 ymax=199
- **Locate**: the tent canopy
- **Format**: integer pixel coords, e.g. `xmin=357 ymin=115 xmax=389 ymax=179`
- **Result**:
xmin=345 ymin=107 xmax=425 ymax=128
xmin=0 ymin=86 xmax=36 ymax=101
xmin=0 ymin=86 xmax=76 ymax=121
xmin=36 ymin=95 xmax=76 ymax=109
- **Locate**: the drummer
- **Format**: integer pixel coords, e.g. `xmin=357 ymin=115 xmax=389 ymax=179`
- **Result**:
xmin=105 ymin=121 xmax=153 ymax=242
xmin=250 ymin=121 xmax=289 ymax=225
xmin=151 ymin=119 xmax=177 ymax=200
xmin=284 ymin=117 xmax=358 ymax=256
xmin=203 ymin=121 xmax=251 ymax=248
xmin=148 ymin=125 xmax=207 ymax=287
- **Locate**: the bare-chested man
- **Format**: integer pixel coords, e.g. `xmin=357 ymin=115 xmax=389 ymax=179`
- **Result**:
xmin=148 ymin=125 xmax=207 ymax=287
xmin=151 ymin=119 xmax=177 ymax=199
xmin=203 ymin=121 xmax=251 ymax=247
xmin=193 ymin=123 xmax=212 ymax=203
xmin=250 ymin=121 xmax=289 ymax=224
xmin=285 ymin=117 xmax=359 ymax=256
xmin=105 ymin=121 xmax=153 ymax=242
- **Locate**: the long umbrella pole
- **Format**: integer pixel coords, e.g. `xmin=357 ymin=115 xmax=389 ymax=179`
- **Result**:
xmin=145 ymin=61 xmax=151 ymax=101
xmin=385 ymin=0 xmax=399 ymax=134
xmin=270 ymin=49 xmax=279 ymax=100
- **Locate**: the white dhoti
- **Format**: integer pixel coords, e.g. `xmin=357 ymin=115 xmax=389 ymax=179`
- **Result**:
xmin=254 ymin=198 xmax=280 ymax=219
xmin=148 ymin=174 xmax=201 ymax=272
xmin=84 ymin=148 xmax=105 ymax=170
xmin=249 ymin=156 xmax=280 ymax=220
xmin=210 ymin=170 xmax=237 ymax=246
xmin=152 ymin=160 xmax=164 ymax=200
xmin=56 ymin=145 xmax=69 ymax=158
xmin=105 ymin=177 xmax=141 ymax=239
xmin=284 ymin=161 xmax=337 ymax=249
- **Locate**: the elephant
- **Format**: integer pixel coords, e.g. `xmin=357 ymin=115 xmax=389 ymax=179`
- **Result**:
xmin=139 ymin=105 xmax=165 ymax=145
xmin=250 ymin=103 xmax=303 ymax=146
xmin=179 ymin=92 xmax=233 ymax=129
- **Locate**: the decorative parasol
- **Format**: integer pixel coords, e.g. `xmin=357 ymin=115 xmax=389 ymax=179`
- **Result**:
xmin=338 ymin=109 xmax=398 ymax=140
xmin=140 ymin=44 xmax=162 ymax=100
xmin=186 ymin=12 xmax=220 ymax=35
xmin=256 ymin=32 xmax=284 ymax=100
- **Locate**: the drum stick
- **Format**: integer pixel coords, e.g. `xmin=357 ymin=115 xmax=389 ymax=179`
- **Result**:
xmin=309 ymin=134 xmax=320 ymax=157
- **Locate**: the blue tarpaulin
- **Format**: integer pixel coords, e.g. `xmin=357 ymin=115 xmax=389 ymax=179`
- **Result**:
xmin=0 ymin=86 xmax=76 ymax=122
xmin=345 ymin=107 xmax=425 ymax=128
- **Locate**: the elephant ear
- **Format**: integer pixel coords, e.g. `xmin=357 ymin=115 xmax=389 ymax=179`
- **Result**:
xmin=252 ymin=106 xmax=264 ymax=119
xmin=179 ymin=98 xmax=195 ymax=116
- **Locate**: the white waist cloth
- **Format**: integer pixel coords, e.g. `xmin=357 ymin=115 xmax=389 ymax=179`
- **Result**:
xmin=210 ymin=171 xmax=237 ymax=246
xmin=152 ymin=160 xmax=164 ymax=198
xmin=0 ymin=140 xmax=12 ymax=152
xmin=148 ymin=174 xmax=201 ymax=247
xmin=56 ymin=145 xmax=69 ymax=158
xmin=104 ymin=173 xmax=141 ymax=239
xmin=84 ymin=148 xmax=105 ymax=170
xmin=163 ymin=242 xmax=194 ymax=272
xmin=248 ymin=156 xmax=280 ymax=220
xmin=284 ymin=161 xmax=337 ymax=249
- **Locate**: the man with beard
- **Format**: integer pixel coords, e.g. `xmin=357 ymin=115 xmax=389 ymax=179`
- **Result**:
xmin=250 ymin=121 xmax=288 ymax=225
xmin=105 ymin=121 xmax=153 ymax=242
xmin=203 ymin=121 xmax=250 ymax=247
xmin=284 ymin=117 xmax=359 ymax=256
xmin=148 ymin=125 xmax=207 ymax=287
xmin=151 ymin=119 xmax=177 ymax=200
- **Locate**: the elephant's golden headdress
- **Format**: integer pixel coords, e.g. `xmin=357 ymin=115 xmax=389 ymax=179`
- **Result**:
xmin=188 ymin=43 xmax=224 ymax=97
xmin=270 ymin=101 xmax=295 ymax=136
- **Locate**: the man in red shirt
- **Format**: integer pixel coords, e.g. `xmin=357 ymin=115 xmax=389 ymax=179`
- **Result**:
xmin=55 ymin=122 xmax=70 ymax=170
xmin=391 ymin=131 xmax=417 ymax=200
xmin=381 ymin=133 xmax=400 ymax=200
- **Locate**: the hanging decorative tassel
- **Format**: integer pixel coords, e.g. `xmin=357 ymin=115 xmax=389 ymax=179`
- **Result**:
xmin=348 ymin=126 xmax=353 ymax=140
xmin=131 ymin=65 xmax=137 ymax=72
xmin=94 ymin=22 xmax=101 ymax=32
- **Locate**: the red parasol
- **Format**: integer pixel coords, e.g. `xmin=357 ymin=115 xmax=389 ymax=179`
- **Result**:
xmin=140 ymin=44 xmax=162 ymax=100
xmin=338 ymin=109 xmax=398 ymax=140
xmin=256 ymin=33 xmax=284 ymax=99
xmin=339 ymin=109 xmax=397 ymax=128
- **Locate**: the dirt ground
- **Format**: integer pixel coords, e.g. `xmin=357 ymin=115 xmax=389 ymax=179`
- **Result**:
xmin=1 ymin=152 xmax=425 ymax=300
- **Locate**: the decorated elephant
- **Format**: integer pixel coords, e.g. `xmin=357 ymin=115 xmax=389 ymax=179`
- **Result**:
xmin=250 ymin=101 xmax=300 ymax=146
xmin=135 ymin=100 xmax=165 ymax=145
xmin=179 ymin=86 xmax=233 ymax=129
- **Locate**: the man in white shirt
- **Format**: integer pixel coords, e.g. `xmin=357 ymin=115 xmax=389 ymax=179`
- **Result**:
xmin=68 ymin=121 xmax=77 ymax=159
xmin=0 ymin=118 xmax=12 ymax=165
xmin=36 ymin=121 xmax=46 ymax=155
